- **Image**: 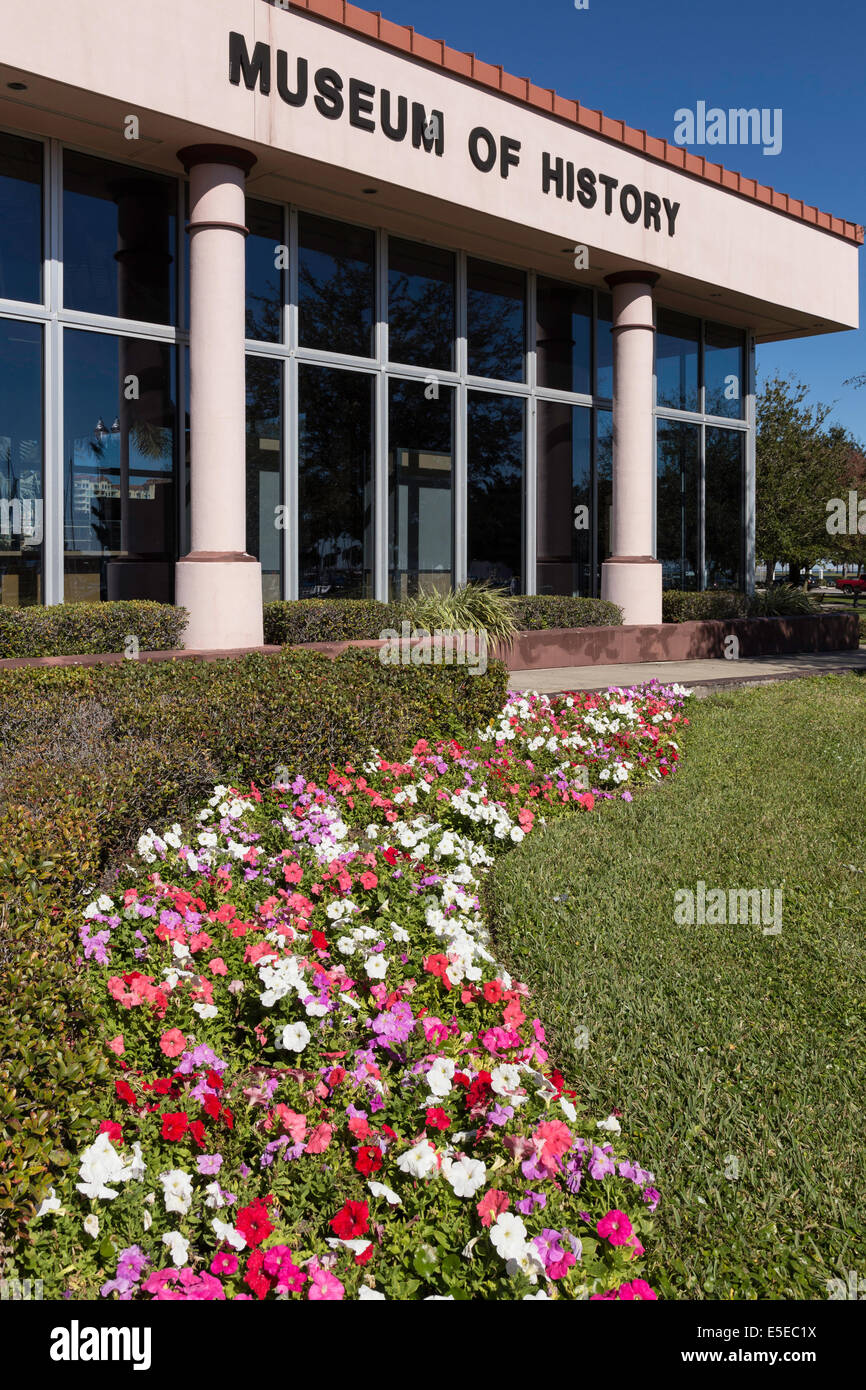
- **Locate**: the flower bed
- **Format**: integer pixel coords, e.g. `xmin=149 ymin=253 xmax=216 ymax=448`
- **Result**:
xmin=21 ymin=682 xmax=691 ymax=1301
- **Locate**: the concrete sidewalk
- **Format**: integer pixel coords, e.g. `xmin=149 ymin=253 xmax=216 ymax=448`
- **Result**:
xmin=508 ymin=648 xmax=866 ymax=696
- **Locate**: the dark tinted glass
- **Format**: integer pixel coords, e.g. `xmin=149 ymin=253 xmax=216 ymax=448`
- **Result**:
xmin=246 ymin=200 xmax=284 ymax=344
xmin=705 ymin=427 xmax=744 ymax=588
xmin=656 ymin=419 xmax=700 ymax=589
xmin=467 ymin=259 xmax=525 ymax=381
xmin=298 ymin=213 xmax=374 ymax=357
xmin=536 ymin=278 xmax=592 ymax=394
xmin=388 ymin=238 xmax=455 ymax=370
xmin=388 ymin=379 xmax=454 ymax=600
xmin=596 ymin=293 xmax=614 ymax=398
xmin=63 ymin=330 xmax=176 ymax=603
xmin=246 ymin=357 xmax=282 ymax=601
xmin=596 ymin=408 xmax=613 ymax=593
xmin=467 ymin=392 xmax=524 ymax=591
xmin=536 ymin=402 xmax=592 ymax=596
xmin=0 ymin=133 xmax=42 ymax=303
xmin=63 ymin=151 xmax=176 ymax=324
xmin=705 ymin=321 xmax=745 ymax=419
xmin=299 ymin=365 xmax=374 ymax=598
xmin=656 ymin=309 xmax=699 ymax=412
xmin=0 ymin=319 xmax=43 ymax=605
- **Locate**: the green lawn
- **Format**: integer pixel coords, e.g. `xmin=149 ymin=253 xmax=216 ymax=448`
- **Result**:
xmin=485 ymin=674 xmax=866 ymax=1299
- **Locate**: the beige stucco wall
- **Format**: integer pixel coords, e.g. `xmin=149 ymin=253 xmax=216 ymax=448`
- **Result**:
xmin=1 ymin=0 xmax=858 ymax=333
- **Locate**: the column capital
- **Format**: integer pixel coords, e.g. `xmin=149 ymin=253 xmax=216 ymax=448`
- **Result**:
xmin=604 ymin=270 xmax=660 ymax=291
xmin=177 ymin=143 xmax=257 ymax=175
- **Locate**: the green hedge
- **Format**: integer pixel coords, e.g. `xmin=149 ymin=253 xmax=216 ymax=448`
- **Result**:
xmin=264 ymin=594 xmax=623 ymax=645
xmin=0 ymin=646 xmax=507 ymax=1234
xmin=508 ymin=595 xmax=622 ymax=630
xmin=0 ymin=601 xmax=187 ymax=659
xmin=662 ymin=590 xmax=749 ymax=623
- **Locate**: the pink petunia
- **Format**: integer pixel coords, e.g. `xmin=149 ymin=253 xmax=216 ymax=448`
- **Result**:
xmin=597 ymin=1209 xmax=634 ymax=1247
xmin=476 ymin=1189 xmax=510 ymax=1228
xmin=106 ymin=1035 xmax=125 ymax=1056
xmin=304 ymin=1123 xmax=333 ymax=1155
xmin=307 ymin=1268 xmax=344 ymax=1301
xmin=208 ymin=957 xmax=228 ymax=976
xmin=159 ymin=1028 xmax=187 ymax=1058
xmin=533 ymin=1119 xmax=573 ymax=1173
xmin=210 ymin=1253 xmax=238 ymax=1276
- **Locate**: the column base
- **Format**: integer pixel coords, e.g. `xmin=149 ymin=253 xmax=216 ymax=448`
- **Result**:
xmin=601 ymin=556 xmax=663 ymax=626
xmin=176 ymin=553 xmax=264 ymax=650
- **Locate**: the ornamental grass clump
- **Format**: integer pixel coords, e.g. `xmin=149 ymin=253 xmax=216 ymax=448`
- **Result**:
xmin=16 ymin=683 xmax=690 ymax=1301
xmin=402 ymin=582 xmax=518 ymax=649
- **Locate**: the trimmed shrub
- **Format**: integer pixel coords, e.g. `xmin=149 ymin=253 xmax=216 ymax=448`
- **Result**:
xmin=263 ymin=599 xmax=402 ymax=645
xmin=0 ymin=601 xmax=187 ymax=659
xmin=662 ymin=590 xmax=748 ymax=622
xmin=508 ymin=595 xmax=623 ymax=630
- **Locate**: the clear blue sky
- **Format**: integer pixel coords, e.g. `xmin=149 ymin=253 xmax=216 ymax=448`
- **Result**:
xmin=380 ymin=0 xmax=866 ymax=442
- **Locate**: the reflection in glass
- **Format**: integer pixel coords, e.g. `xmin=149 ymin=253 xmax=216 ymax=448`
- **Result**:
xmin=596 ymin=408 xmax=613 ymax=593
xmin=467 ymin=259 xmax=525 ymax=382
xmin=0 ymin=320 xmax=43 ymax=605
xmin=705 ymin=322 xmax=745 ymax=419
xmin=298 ymin=213 xmax=374 ymax=357
xmin=467 ymin=392 xmax=524 ymax=591
xmin=705 ymin=427 xmax=744 ymax=588
xmin=246 ymin=200 xmax=284 ymax=344
xmin=0 ymin=133 xmax=43 ymax=304
xmin=246 ymin=357 xmax=282 ymax=602
xmin=656 ymin=419 xmax=700 ymax=590
xmin=388 ymin=379 xmax=453 ymax=600
xmin=536 ymin=402 xmax=591 ymax=595
xmin=388 ymin=238 xmax=455 ymax=371
xmin=63 ymin=330 xmax=176 ymax=602
xmin=63 ymin=151 xmax=176 ymax=324
xmin=299 ymin=365 xmax=374 ymax=598
xmin=656 ymin=309 xmax=699 ymax=412
xmin=536 ymin=278 xmax=592 ymax=395
xmin=596 ymin=293 xmax=614 ymax=399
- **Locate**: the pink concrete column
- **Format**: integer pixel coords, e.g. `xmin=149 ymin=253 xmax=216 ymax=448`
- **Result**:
xmin=175 ymin=144 xmax=263 ymax=649
xmin=601 ymin=271 xmax=663 ymax=626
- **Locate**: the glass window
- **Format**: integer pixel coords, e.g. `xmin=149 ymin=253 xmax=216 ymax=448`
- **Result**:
xmin=656 ymin=419 xmax=700 ymax=590
xmin=656 ymin=309 xmax=699 ymax=413
xmin=596 ymin=408 xmax=613 ymax=594
xmin=536 ymin=278 xmax=592 ymax=394
xmin=298 ymin=213 xmax=374 ymax=357
xmin=705 ymin=427 xmax=744 ymax=588
xmin=246 ymin=200 xmax=285 ymax=344
xmin=388 ymin=379 xmax=453 ymax=600
xmin=596 ymin=293 xmax=614 ymax=399
xmin=388 ymin=238 xmax=455 ymax=371
xmin=705 ymin=322 xmax=745 ymax=419
xmin=0 ymin=319 xmax=43 ymax=606
xmin=467 ymin=259 xmax=525 ymax=382
xmin=0 ymin=134 xmax=43 ymax=304
xmin=467 ymin=392 xmax=524 ymax=591
xmin=246 ymin=357 xmax=283 ymax=602
xmin=63 ymin=151 xmax=177 ymax=324
xmin=298 ymin=365 xmax=374 ymax=598
xmin=536 ymin=403 xmax=592 ymax=596
xmin=63 ymin=330 xmax=176 ymax=603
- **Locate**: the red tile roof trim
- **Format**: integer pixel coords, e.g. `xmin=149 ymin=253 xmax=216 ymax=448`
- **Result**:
xmin=278 ymin=0 xmax=863 ymax=246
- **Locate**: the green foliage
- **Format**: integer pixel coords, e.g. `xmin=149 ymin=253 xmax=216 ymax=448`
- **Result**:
xmin=507 ymin=595 xmax=623 ymax=630
xmin=263 ymin=599 xmax=402 ymax=645
xmin=0 ymin=602 xmax=187 ymax=659
xmin=402 ymin=582 xmax=518 ymax=645
xmin=662 ymin=590 xmax=748 ymax=622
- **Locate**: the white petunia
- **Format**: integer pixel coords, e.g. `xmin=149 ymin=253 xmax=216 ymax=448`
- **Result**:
xmin=441 ymin=1155 xmax=487 ymax=1198
xmin=490 ymin=1064 xmax=522 ymax=1097
xmin=212 ymin=1218 xmax=246 ymax=1250
xmin=162 ymin=1231 xmax=190 ymax=1268
xmin=159 ymin=1168 xmax=193 ymax=1216
xmin=34 ymin=1188 xmax=62 ymax=1219
xmin=596 ymin=1114 xmax=621 ymax=1135
xmin=193 ymin=1002 xmax=218 ymax=1020
xmin=279 ymin=1021 xmax=311 ymax=1052
xmin=364 ymin=954 xmax=388 ymax=980
xmin=367 ymin=1180 xmax=402 ymax=1206
xmin=76 ymin=1133 xmax=137 ymax=1201
xmin=395 ymin=1140 xmax=438 ymax=1181
xmin=203 ymin=1180 xmax=225 ymax=1210
xmin=425 ymin=1057 xmax=455 ymax=1098
xmin=83 ymin=1214 xmax=100 ymax=1238
xmin=490 ymin=1212 xmax=529 ymax=1262
xmin=358 ymin=1287 xmax=386 ymax=1300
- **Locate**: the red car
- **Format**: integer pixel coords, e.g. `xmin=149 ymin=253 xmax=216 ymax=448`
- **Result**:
xmin=836 ymin=576 xmax=866 ymax=601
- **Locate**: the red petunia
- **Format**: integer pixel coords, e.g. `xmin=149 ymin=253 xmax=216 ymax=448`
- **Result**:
xmin=222 ymin=1107 xmax=234 ymax=1130
xmin=236 ymin=1199 xmax=274 ymax=1248
xmin=354 ymin=1243 xmax=374 ymax=1266
xmin=189 ymin=1120 xmax=206 ymax=1149
xmin=330 ymin=1200 xmax=369 ymax=1241
xmin=311 ymin=930 xmax=328 ymax=953
xmin=114 ymin=1079 xmax=136 ymax=1105
xmin=425 ymin=1107 xmax=451 ymax=1131
xmin=466 ymin=1072 xmax=493 ymax=1109
xmin=98 ymin=1120 xmax=123 ymax=1145
xmin=354 ymin=1146 xmax=383 ymax=1177
xmin=382 ymin=847 xmax=399 ymax=866
xmin=244 ymin=1248 xmax=275 ymax=1301
xmin=153 ymin=1078 xmax=173 ymax=1096
xmin=161 ymin=1111 xmax=188 ymax=1142
xmin=202 ymin=1094 xmax=221 ymax=1119
xmin=206 ymin=1070 xmax=224 ymax=1091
